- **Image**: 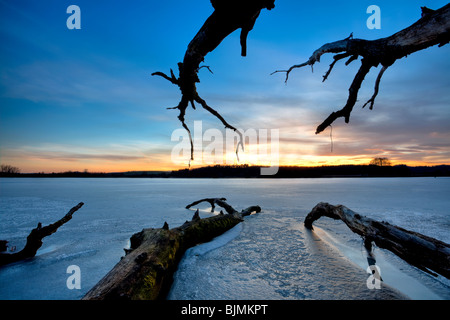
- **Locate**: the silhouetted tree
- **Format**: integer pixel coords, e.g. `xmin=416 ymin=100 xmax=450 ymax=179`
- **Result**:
xmin=0 ymin=164 xmax=20 ymax=175
xmin=370 ymin=157 xmax=392 ymax=167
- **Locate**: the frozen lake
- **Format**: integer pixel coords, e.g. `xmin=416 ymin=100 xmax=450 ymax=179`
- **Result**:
xmin=0 ymin=177 xmax=449 ymax=300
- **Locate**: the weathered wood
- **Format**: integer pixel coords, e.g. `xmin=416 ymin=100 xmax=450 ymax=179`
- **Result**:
xmin=0 ymin=202 xmax=84 ymax=266
xmin=304 ymin=202 xmax=450 ymax=279
xmin=82 ymin=199 xmax=261 ymax=300
xmin=185 ymin=197 xmax=227 ymax=212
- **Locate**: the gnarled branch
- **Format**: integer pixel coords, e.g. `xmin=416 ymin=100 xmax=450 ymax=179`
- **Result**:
xmin=304 ymin=202 xmax=450 ymax=279
xmin=186 ymin=197 xmax=261 ymax=216
xmin=0 ymin=202 xmax=84 ymax=266
xmin=185 ymin=197 xmax=228 ymax=212
xmin=152 ymin=0 xmax=275 ymax=161
xmin=273 ymin=4 xmax=450 ymax=134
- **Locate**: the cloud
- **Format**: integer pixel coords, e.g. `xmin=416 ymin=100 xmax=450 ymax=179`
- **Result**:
xmin=4 ymin=144 xmax=144 ymax=162
xmin=0 ymin=141 xmax=179 ymax=172
xmin=194 ymin=64 xmax=450 ymax=166
xmin=0 ymin=59 xmax=168 ymax=108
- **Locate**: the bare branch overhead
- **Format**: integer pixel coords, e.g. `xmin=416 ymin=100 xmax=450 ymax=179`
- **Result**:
xmin=273 ymin=4 xmax=450 ymax=134
xmin=153 ymin=0 xmax=276 ymax=161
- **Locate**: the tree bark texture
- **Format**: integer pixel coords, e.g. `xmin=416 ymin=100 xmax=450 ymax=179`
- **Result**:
xmin=82 ymin=198 xmax=261 ymax=300
xmin=304 ymin=202 xmax=450 ymax=279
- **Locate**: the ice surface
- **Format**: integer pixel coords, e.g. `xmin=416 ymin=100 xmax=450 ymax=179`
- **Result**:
xmin=0 ymin=177 xmax=449 ymax=300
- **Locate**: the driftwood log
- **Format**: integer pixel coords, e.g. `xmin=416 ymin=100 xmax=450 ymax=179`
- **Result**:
xmin=304 ymin=202 xmax=450 ymax=279
xmin=82 ymin=198 xmax=261 ymax=300
xmin=0 ymin=202 xmax=84 ymax=266
xmin=273 ymin=4 xmax=450 ymax=134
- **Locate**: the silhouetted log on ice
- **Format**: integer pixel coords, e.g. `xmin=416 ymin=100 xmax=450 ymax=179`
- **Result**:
xmin=0 ymin=202 xmax=84 ymax=266
xmin=83 ymin=198 xmax=260 ymax=300
xmin=304 ymin=202 xmax=450 ymax=279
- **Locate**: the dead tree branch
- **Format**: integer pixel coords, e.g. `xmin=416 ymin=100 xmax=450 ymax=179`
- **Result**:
xmin=152 ymin=0 xmax=275 ymax=161
xmin=273 ymin=4 xmax=450 ymax=134
xmin=186 ymin=197 xmax=261 ymax=217
xmin=304 ymin=202 xmax=450 ymax=279
xmin=0 ymin=202 xmax=84 ymax=266
xmin=83 ymin=198 xmax=261 ymax=300
xmin=185 ymin=197 xmax=228 ymax=212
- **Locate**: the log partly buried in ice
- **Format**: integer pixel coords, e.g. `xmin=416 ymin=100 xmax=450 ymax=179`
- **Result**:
xmin=0 ymin=202 xmax=84 ymax=266
xmin=304 ymin=202 xmax=450 ymax=279
xmin=83 ymin=198 xmax=260 ymax=300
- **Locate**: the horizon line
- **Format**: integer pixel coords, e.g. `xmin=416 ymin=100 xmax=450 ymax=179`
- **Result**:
xmin=6 ymin=162 xmax=450 ymax=175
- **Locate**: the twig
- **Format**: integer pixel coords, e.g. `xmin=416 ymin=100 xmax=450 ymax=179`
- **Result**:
xmin=362 ymin=65 xmax=389 ymax=110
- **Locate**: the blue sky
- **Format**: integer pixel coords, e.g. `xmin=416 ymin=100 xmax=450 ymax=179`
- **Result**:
xmin=1 ymin=0 xmax=449 ymax=172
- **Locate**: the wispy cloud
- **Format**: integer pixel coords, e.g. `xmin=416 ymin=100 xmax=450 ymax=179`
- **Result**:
xmin=0 ymin=59 xmax=167 ymax=107
xmin=0 ymin=142 xmax=177 ymax=172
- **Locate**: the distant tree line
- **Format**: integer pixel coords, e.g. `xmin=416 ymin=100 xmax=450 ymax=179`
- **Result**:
xmin=170 ymin=164 xmax=450 ymax=178
xmin=2 ymin=161 xmax=450 ymax=178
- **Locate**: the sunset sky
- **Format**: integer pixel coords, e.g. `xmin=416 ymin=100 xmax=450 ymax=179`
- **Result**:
xmin=1 ymin=0 xmax=449 ymax=173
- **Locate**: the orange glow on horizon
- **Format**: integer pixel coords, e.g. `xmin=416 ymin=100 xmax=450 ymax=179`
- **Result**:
xmin=10 ymin=156 xmax=450 ymax=174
